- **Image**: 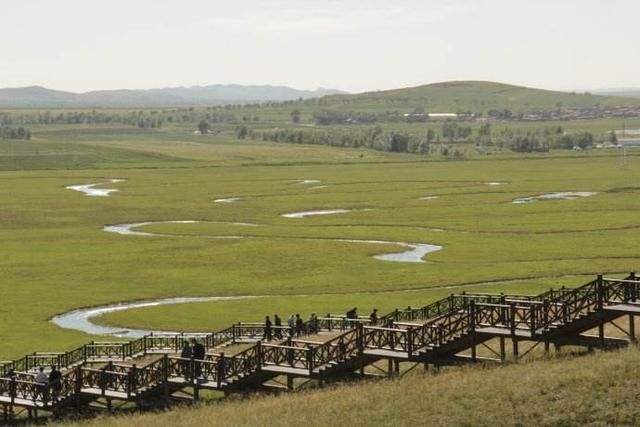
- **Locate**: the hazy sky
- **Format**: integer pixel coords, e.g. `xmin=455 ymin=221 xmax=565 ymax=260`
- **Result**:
xmin=2 ymin=0 xmax=638 ymax=93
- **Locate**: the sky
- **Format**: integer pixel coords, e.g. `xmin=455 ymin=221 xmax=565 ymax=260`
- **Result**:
xmin=1 ymin=0 xmax=638 ymax=93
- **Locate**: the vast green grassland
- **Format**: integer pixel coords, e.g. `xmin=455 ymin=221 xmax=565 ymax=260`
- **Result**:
xmin=1 ymin=123 xmax=639 ymax=360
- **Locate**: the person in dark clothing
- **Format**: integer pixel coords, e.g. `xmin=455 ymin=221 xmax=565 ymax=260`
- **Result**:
xmin=263 ymin=315 xmax=273 ymax=341
xmin=180 ymin=341 xmax=193 ymax=380
xmin=344 ymin=307 xmax=358 ymax=329
xmin=295 ymin=313 xmax=304 ymax=337
xmin=307 ymin=312 xmax=318 ymax=334
xmin=192 ymin=339 xmax=206 ymax=379
xmin=369 ymin=308 xmax=378 ymax=325
xmin=48 ymin=365 xmax=62 ymax=402
xmin=274 ymin=314 xmax=282 ymax=339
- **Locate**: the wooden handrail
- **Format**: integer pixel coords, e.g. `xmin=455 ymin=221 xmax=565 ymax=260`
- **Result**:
xmin=0 ymin=272 xmax=636 ymax=418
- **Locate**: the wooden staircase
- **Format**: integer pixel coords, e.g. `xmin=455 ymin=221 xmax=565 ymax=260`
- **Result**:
xmin=2 ymin=273 xmax=640 ymax=423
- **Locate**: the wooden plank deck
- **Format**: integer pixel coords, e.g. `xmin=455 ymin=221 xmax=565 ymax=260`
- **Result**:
xmin=475 ymin=327 xmax=534 ymax=338
xmin=603 ymin=303 xmax=640 ymax=314
xmin=0 ymin=395 xmax=49 ymax=409
xmin=80 ymin=387 xmax=132 ymax=400
xmin=167 ymin=377 xmax=225 ymax=390
xmin=363 ymin=348 xmax=409 ymax=359
xmin=262 ymin=365 xmax=310 ymax=376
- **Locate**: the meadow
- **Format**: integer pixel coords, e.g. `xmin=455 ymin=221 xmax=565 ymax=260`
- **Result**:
xmin=1 ymin=122 xmax=639 ymax=360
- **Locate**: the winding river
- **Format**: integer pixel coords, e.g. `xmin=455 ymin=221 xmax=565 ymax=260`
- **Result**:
xmin=51 ymin=296 xmax=254 ymax=338
xmin=103 ymin=221 xmax=442 ymax=263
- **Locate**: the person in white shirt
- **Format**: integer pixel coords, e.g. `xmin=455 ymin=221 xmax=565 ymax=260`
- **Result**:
xmin=35 ymin=366 xmax=49 ymax=402
xmin=35 ymin=366 xmax=48 ymax=383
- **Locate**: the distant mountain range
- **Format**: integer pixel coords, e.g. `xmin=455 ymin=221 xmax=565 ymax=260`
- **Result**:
xmin=2 ymin=81 xmax=639 ymax=111
xmin=0 ymin=85 xmax=347 ymax=108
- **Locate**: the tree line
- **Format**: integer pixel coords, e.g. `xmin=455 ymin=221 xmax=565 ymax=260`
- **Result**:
xmin=0 ymin=126 xmax=31 ymax=140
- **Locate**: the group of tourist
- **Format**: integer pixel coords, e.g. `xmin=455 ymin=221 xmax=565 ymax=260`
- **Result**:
xmin=263 ymin=313 xmax=318 ymax=341
xmin=179 ymin=338 xmax=207 ymax=380
xmin=261 ymin=308 xmax=380 ymax=341
xmin=3 ymin=365 xmax=65 ymax=403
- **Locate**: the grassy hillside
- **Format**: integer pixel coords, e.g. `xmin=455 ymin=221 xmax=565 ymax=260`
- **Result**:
xmin=57 ymin=347 xmax=640 ymax=427
xmin=317 ymin=81 xmax=640 ymax=114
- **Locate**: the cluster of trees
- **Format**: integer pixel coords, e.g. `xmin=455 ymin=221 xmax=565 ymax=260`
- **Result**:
xmin=0 ymin=126 xmax=31 ymax=140
xmin=441 ymin=122 xmax=473 ymax=141
xmin=258 ymin=126 xmax=461 ymax=157
xmin=0 ymin=109 xmax=246 ymax=128
xmin=490 ymin=126 xmax=598 ymax=152
xmin=0 ymin=111 xmax=165 ymax=127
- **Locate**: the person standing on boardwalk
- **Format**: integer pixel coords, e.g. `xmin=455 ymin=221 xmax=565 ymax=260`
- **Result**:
xmin=274 ymin=314 xmax=282 ymax=339
xmin=180 ymin=341 xmax=193 ymax=380
xmin=345 ymin=307 xmax=358 ymax=329
xmin=287 ymin=314 xmax=295 ymax=337
xmin=263 ymin=315 xmax=273 ymax=341
xmin=35 ymin=366 xmax=49 ymax=401
xmin=48 ymin=365 xmax=62 ymax=403
xmin=192 ymin=339 xmax=206 ymax=379
xmin=307 ymin=312 xmax=318 ymax=334
xmin=369 ymin=308 xmax=378 ymax=325
xmin=295 ymin=313 xmax=304 ymax=337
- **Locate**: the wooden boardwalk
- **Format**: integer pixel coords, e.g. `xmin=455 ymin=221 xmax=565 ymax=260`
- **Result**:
xmin=1 ymin=273 xmax=639 ymax=422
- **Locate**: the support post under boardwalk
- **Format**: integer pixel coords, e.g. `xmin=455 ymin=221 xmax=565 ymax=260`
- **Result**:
xmin=287 ymin=375 xmax=294 ymax=391
xmin=387 ymin=359 xmax=393 ymax=378
xmin=630 ymin=315 xmax=636 ymax=343
xmin=598 ymin=320 xmax=605 ymax=345
xmin=499 ymin=337 xmax=506 ymax=362
xmin=512 ymin=339 xmax=519 ymax=360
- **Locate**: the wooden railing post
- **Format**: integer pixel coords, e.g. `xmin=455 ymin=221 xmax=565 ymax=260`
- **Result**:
xmin=100 ymin=368 xmax=107 ymax=396
xmin=543 ymin=299 xmax=550 ymax=331
xmin=128 ymin=365 xmax=136 ymax=400
xmin=509 ymin=302 xmax=516 ymax=336
xmin=9 ymin=377 xmax=16 ymax=409
xmin=306 ymin=345 xmax=314 ymax=376
xmin=406 ymin=327 xmax=414 ymax=358
xmin=631 ymin=272 xmax=637 ymax=302
xmin=217 ymin=353 xmax=225 ymax=389
xmin=469 ymin=301 xmax=476 ymax=334
xmin=256 ymin=341 xmax=263 ymax=378
xmin=530 ymin=305 xmax=537 ymax=337
xmin=469 ymin=301 xmax=476 ymax=362
xmin=356 ymin=323 xmax=365 ymax=375
xmin=189 ymin=356 xmax=196 ymax=384
xmin=75 ymin=366 xmax=82 ymax=394
xmin=597 ymin=274 xmax=604 ymax=310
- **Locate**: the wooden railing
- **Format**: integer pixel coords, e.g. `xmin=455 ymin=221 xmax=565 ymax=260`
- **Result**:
xmin=2 ymin=273 xmax=639 ymax=414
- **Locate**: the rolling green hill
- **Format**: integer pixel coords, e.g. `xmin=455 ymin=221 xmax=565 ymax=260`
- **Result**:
xmin=317 ymin=81 xmax=640 ymax=114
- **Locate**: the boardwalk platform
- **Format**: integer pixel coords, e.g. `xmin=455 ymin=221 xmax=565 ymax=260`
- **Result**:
xmin=2 ymin=273 xmax=640 ymax=423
